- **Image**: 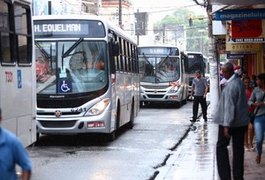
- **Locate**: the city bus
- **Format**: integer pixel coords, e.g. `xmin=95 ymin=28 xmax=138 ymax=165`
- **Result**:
xmin=138 ymin=45 xmax=189 ymax=107
xmin=181 ymin=51 xmax=207 ymax=97
xmin=33 ymin=15 xmax=140 ymax=141
xmin=0 ymin=0 xmax=36 ymax=147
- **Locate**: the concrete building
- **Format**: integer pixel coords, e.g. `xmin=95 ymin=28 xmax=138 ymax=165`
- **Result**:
xmin=205 ymin=0 xmax=265 ymax=114
xmin=33 ymin=0 xmax=100 ymax=16
xmin=33 ymin=0 xmax=135 ymax=36
xmin=101 ymin=0 xmax=135 ymax=35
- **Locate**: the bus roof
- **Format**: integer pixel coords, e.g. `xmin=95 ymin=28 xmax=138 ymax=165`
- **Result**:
xmin=182 ymin=51 xmax=203 ymax=55
xmin=33 ymin=15 xmax=136 ymax=44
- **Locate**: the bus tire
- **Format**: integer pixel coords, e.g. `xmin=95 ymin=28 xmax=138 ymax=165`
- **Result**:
xmin=127 ymin=101 xmax=134 ymax=129
xmin=140 ymin=101 xmax=144 ymax=108
xmin=36 ymin=132 xmax=40 ymax=140
xmin=36 ymin=126 xmax=40 ymax=142
xmin=182 ymin=98 xmax=187 ymax=105
xmin=106 ymin=131 xmax=116 ymax=142
xmin=174 ymin=102 xmax=181 ymax=108
xmin=106 ymin=102 xmax=120 ymax=142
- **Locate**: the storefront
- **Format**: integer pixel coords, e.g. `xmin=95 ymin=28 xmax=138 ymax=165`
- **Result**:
xmin=213 ymin=7 xmax=265 ymax=77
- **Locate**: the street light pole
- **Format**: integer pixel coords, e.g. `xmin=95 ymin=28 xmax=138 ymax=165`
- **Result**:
xmin=119 ymin=0 xmax=122 ymax=28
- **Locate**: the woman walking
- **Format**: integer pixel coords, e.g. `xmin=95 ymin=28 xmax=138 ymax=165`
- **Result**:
xmin=248 ymin=73 xmax=265 ymax=164
xmin=243 ymin=76 xmax=255 ymax=150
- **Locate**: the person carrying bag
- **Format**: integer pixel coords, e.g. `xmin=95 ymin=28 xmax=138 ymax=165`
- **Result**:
xmin=248 ymin=73 xmax=265 ymax=164
xmin=249 ymin=93 xmax=265 ymax=123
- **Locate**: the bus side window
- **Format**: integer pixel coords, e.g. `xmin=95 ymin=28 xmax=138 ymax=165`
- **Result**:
xmin=116 ymin=38 xmax=120 ymax=71
xmin=119 ymin=37 xmax=124 ymax=71
xmin=15 ymin=4 xmax=32 ymax=65
xmin=0 ymin=1 xmax=13 ymax=64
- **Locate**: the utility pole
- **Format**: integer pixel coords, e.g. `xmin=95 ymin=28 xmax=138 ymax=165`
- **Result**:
xmin=48 ymin=1 xmax=52 ymax=15
xmin=136 ymin=9 xmax=139 ymax=45
xmin=119 ymin=0 xmax=122 ymax=28
xmin=162 ymin=24 xmax=165 ymax=44
xmin=207 ymin=4 xmax=219 ymax=116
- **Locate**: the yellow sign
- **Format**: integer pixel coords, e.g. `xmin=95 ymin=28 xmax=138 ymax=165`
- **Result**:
xmin=226 ymin=43 xmax=262 ymax=51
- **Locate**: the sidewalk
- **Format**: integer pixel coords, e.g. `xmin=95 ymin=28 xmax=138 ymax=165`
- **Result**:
xmin=156 ymin=107 xmax=265 ymax=180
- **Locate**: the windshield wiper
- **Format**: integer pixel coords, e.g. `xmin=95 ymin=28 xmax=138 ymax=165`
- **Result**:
xmin=62 ymin=38 xmax=84 ymax=58
xmin=157 ymin=55 xmax=169 ymax=67
xmin=35 ymin=42 xmax=50 ymax=60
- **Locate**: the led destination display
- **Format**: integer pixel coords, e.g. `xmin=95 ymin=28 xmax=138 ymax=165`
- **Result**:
xmin=34 ymin=20 xmax=106 ymax=38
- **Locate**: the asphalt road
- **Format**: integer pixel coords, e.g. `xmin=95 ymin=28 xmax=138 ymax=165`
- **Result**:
xmin=27 ymin=102 xmax=194 ymax=180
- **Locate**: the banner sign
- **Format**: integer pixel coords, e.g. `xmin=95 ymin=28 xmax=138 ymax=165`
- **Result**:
xmin=226 ymin=20 xmax=265 ymax=43
xmin=232 ymin=20 xmax=262 ymax=38
xmin=214 ymin=9 xmax=265 ymax=21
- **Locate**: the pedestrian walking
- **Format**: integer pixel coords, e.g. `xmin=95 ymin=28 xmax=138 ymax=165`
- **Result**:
xmin=248 ymin=73 xmax=265 ymax=164
xmin=190 ymin=70 xmax=208 ymax=122
xmin=243 ymin=76 xmax=255 ymax=151
xmin=214 ymin=62 xmax=249 ymax=180
xmin=0 ymin=108 xmax=32 ymax=180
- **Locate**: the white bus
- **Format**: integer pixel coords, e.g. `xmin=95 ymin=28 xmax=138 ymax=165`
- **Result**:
xmin=138 ymin=45 xmax=189 ymax=107
xmin=181 ymin=51 xmax=207 ymax=97
xmin=33 ymin=15 xmax=140 ymax=141
xmin=0 ymin=0 xmax=36 ymax=147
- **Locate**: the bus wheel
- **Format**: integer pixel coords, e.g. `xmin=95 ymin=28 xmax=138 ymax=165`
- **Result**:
xmin=106 ymin=131 xmax=116 ymax=142
xmin=106 ymin=105 xmax=120 ymax=141
xmin=127 ymin=102 xmax=134 ymax=129
xmin=36 ymin=132 xmax=40 ymax=141
xmin=174 ymin=102 xmax=181 ymax=108
xmin=140 ymin=101 xmax=144 ymax=108
xmin=36 ymin=126 xmax=40 ymax=142
xmin=182 ymin=96 xmax=187 ymax=105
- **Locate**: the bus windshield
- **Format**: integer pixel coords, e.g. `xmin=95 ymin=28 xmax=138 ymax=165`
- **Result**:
xmin=186 ymin=54 xmax=205 ymax=74
xmin=139 ymin=55 xmax=180 ymax=83
xmin=35 ymin=40 xmax=107 ymax=94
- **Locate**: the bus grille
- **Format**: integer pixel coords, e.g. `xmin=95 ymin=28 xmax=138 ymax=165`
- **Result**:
xmin=39 ymin=120 xmax=77 ymax=128
xmin=147 ymin=95 xmax=164 ymax=98
xmin=142 ymin=85 xmax=169 ymax=89
xmin=37 ymin=111 xmax=80 ymax=116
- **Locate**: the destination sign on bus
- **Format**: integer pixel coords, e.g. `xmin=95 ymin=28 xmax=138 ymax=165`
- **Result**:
xmin=34 ymin=20 xmax=106 ymax=38
xmin=188 ymin=54 xmax=202 ymax=59
xmin=138 ymin=47 xmax=179 ymax=55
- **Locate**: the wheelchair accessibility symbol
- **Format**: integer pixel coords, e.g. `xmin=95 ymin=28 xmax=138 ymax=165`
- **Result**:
xmin=58 ymin=79 xmax=72 ymax=93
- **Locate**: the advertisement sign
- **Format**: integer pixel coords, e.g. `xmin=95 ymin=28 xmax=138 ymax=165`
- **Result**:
xmin=226 ymin=20 xmax=265 ymax=43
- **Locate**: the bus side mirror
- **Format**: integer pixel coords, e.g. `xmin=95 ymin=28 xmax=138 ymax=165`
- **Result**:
xmin=112 ymin=41 xmax=119 ymax=57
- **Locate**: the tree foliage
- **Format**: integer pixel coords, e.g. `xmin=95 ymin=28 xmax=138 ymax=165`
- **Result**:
xmin=154 ymin=8 xmax=209 ymax=56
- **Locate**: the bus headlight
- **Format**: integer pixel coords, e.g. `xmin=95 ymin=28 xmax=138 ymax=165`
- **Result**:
xmin=168 ymin=87 xmax=179 ymax=93
xmin=86 ymin=98 xmax=110 ymax=116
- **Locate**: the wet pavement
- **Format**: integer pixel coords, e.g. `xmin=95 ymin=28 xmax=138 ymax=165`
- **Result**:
xmin=156 ymin=105 xmax=265 ymax=180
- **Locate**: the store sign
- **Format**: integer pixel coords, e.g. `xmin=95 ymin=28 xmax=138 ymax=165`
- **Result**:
xmin=226 ymin=43 xmax=262 ymax=51
xmin=226 ymin=53 xmax=244 ymax=59
xmin=214 ymin=9 xmax=265 ymax=21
